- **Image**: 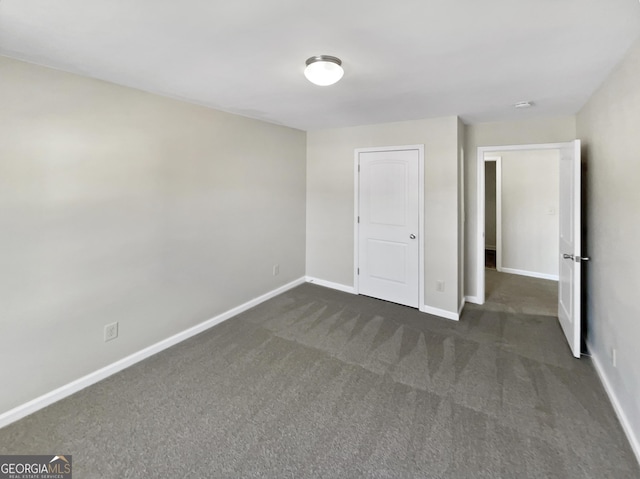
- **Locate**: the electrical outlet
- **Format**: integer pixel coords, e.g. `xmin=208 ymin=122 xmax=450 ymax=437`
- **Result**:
xmin=104 ymin=322 xmax=119 ymax=342
xmin=436 ymin=280 xmax=445 ymax=292
xmin=273 ymin=264 xmax=279 ymax=276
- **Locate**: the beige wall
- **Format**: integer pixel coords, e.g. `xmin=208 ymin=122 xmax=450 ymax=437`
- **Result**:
xmin=464 ymin=116 xmax=576 ymax=299
xmin=457 ymin=118 xmax=465 ymax=311
xmin=493 ymin=149 xmax=559 ymax=278
xmin=577 ymin=37 xmax=640 ymax=455
xmin=306 ymin=117 xmax=461 ymax=314
xmin=0 ymin=56 xmax=307 ymax=415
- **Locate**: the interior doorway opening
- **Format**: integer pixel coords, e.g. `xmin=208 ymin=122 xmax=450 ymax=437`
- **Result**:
xmin=483 ymin=148 xmax=560 ymax=315
xmin=476 ymin=143 xmax=567 ymax=306
xmin=475 ymin=140 xmax=584 ymax=358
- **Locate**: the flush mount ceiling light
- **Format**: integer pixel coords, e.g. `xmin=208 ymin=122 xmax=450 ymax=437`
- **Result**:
xmin=304 ymin=55 xmax=344 ymax=86
xmin=514 ymin=101 xmax=534 ymax=109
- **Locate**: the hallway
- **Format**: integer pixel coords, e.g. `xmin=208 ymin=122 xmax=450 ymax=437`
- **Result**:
xmin=484 ymin=269 xmax=558 ymax=317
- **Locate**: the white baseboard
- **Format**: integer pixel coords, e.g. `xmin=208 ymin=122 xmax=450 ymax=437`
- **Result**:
xmin=500 ymin=267 xmax=559 ymax=281
xmin=485 ymin=245 xmax=497 ymax=251
xmin=307 ymin=277 xmax=461 ymax=322
xmin=305 ymin=276 xmax=356 ymax=294
xmin=590 ymin=349 xmax=640 ymax=466
xmin=0 ymin=277 xmax=306 ymax=430
xmin=465 ymin=295 xmax=482 ymax=305
xmin=458 ymin=297 xmax=465 ymax=316
xmin=420 ymin=304 xmax=459 ymax=321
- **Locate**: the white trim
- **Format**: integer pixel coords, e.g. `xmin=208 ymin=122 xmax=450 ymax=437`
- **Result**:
xmin=496 ymin=158 xmax=503 ymax=272
xmin=485 ymin=245 xmax=497 ymax=251
xmin=459 ymin=141 xmax=465 ymax=321
xmin=305 ymin=276 xmax=356 ymax=294
xmin=420 ymin=304 xmax=460 ymax=321
xmin=482 ymin=156 xmax=502 ymax=271
xmin=590 ymin=350 xmax=640 ymax=466
xmin=465 ymin=295 xmax=482 ymax=305
xmin=458 ymin=297 xmax=465 ymax=316
xmin=354 ymin=145 xmax=425 ymax=309
xmin=476 ymin=147 xmax=486 ymax=304
xmin=476 ymin=142 xmax=572 ymax=306
xmin=480 ymin=142 xmax=571 ymax=152
xmin=0 ymin=277 xmax=305 ymax=430
xmin=500 ymin=267 xmax=559 ymax=281
xmin=354 ymin=155 xmax=360 ymax=293
xmin=481 ymin=155 xmax=504 ymax=289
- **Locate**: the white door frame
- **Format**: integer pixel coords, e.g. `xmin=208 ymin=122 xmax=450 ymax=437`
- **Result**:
xmin=354 ymin=145 xmax=425 ymax=309
xmin=474 ymin=142 xmax=567 ymax=305
xmin=484 ymin=156 xmax=503 ymax=272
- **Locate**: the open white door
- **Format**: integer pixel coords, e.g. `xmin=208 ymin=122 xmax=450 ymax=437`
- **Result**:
xmin=558 ymin=140 xmax=583 ymax=358
xmin=357 ymin=148 xmax=420 ymax=308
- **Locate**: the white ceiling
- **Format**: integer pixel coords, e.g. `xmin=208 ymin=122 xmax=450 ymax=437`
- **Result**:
xmin=1 ymin=0 xmax=639 ymax=131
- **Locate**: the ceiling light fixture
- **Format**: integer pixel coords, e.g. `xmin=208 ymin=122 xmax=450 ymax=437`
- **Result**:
xmin=304 ymin=55 xmax=344 ymax=86
xmin=514 ymin=101 xmax=534 ymax=109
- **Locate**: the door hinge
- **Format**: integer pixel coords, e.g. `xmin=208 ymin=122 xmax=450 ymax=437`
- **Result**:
xmin=357 ymin=268 xmax=360 ymax=275
xmin=358 ymin=164 xmax=360 ymax=172
xmin=357 ymin=216 xmax=360 ymax=223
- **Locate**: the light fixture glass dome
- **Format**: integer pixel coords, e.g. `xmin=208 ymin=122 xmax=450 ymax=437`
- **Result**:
xmin=304 ymin=55 xmax=344 ymax=86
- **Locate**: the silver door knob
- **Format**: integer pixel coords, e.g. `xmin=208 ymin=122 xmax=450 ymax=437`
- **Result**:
xmin=409 ymin=234 xmax=416 ymax=239
xmin=563 ymin=253 xmax=590 ymax=262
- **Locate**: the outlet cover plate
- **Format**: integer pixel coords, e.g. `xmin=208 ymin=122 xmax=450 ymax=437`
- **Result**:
xmin=104 ymin=322 xmax=119 ymax=342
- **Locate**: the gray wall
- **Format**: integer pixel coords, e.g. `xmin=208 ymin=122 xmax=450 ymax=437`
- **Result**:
xmin=306 ymin=117 xmax=461 ymax=315
xmin=0 ymin=56 xmax=307 ymax=415
xmin=464 ymin=116 xmax=576 ymax=300
xmin=577 ymin=37 xmax=640 ymax=455
xmin=457 ymin=118 xmax=466 ymax=311
xmin=493 ymin=149 xmax=559 ymax=278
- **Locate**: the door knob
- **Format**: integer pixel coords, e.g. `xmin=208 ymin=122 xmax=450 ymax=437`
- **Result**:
xmin=564 ymin=253 xmax=590 ymax=262
xmin=409 ymin=234 xmax=416 ymax=239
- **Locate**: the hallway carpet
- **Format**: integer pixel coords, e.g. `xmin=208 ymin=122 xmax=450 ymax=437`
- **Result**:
xmin=484 ymin=268 xmax=558 ymax=316
xmin=1 ymin=282 xmax=637 ymax=478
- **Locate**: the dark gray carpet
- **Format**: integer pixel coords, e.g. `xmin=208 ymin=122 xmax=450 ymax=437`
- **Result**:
xmin=1 ymin=281 xmax=638 ymax=478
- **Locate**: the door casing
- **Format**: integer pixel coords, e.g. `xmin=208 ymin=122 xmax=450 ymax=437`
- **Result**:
xmin=473 ymin=142 xmax=570 ymax=305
